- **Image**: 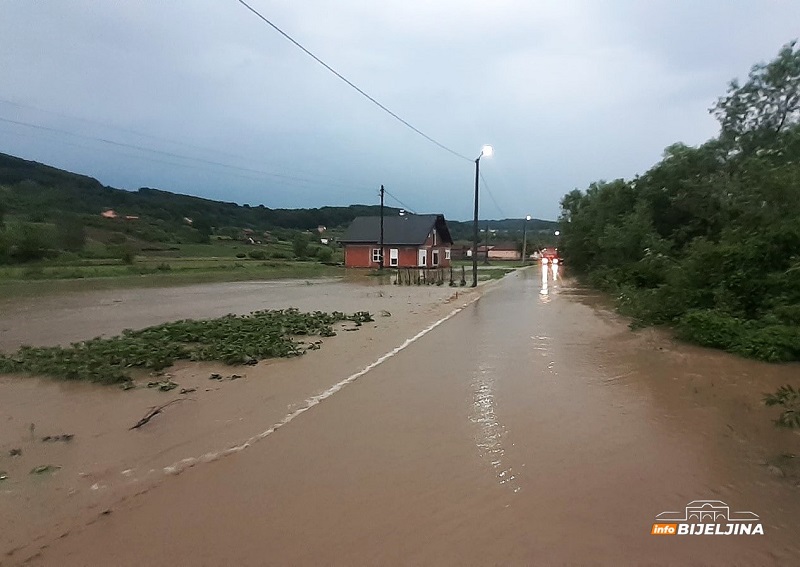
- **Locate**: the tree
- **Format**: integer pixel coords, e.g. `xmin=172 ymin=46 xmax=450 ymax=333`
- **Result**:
xmin=557 ymin=40 xmax=800 ymax=361
xmin=712 ymin=40 xmax=800 ymax=150
xmin=56 ymin=214 xmax=87 ymax=252
xmin=192 ymin=217 xmax=213 ymax=244
xmin=292 ymin=233 xmax=309 ymax=258
xmin=6 ymin=222 xmax=55 ymax=262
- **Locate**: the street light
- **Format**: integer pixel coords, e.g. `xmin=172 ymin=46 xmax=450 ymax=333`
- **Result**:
xmin=522 ymin=214 xmax=532 ymax=264
xmin=472 ymin=145 xmax=493 ymax=287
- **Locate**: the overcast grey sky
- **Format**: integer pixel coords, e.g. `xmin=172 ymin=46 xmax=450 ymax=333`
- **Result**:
xmin=1 ymin=1 xmax=798 ymax=221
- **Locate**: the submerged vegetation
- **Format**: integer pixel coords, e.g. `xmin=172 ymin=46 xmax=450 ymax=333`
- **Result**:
xmin=0 ymin=308 xmax=373 ymax=384
xmin=764 ymin=385 xmax=800 ymax=429
xmin=559 ymin=41 xmax=800 ymax=363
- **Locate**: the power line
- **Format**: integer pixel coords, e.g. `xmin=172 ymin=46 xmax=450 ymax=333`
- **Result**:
xmin=3 ymin=125 xmax=355 ymax=191
xmin=1 ymin=98 xmax=365 ymax=187
xmin=479 ymin=171 xmax=507 ymax=218
xmin=383 ymin=188 xmax=415 ymax=214
xmin=236 ymin=0 xmax=472 ymax=163
xmin=0 ymin=98 xmax=243 ymax=161
xmin=0 ymin=116 xmax=371 ymax=192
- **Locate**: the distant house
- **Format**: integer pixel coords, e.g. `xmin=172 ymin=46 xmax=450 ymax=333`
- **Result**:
xmin=486 ymin=242 xmax=520 ymax=260
xmin=341 ymin=214 xmax=453 ymax=268
xmin=101 ymin=209 xmax=118 ymax=219
xmin=465 ymin=242 xmax=520 ymax=261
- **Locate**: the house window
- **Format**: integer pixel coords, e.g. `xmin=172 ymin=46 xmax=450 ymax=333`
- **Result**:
xmin=389 ymin=248 xmax=399 ymax=267
xmin=418 ymin=249 xmax=427 ymax=267
xmin=433 ymin=231 xmax=437 ymax=245
xmin=372 ymin=248 xmax=382 ymax=263
xmin=432 ymin=250 xmax=440 ymax=266
xmin=445 ymin=248 xmax=451 ymax=260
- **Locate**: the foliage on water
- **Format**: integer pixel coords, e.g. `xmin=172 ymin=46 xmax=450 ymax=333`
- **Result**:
xmin=0 ymin=308 xmax=373 ymax=384
xmin=764 ymin=385 xmax=800 ymax=429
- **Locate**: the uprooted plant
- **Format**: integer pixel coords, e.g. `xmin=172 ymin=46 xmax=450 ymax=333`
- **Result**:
xmin=764 ymin=385 xmax=800 ymax=429
xmin=0 ymin=308 xmax=373 ymax=384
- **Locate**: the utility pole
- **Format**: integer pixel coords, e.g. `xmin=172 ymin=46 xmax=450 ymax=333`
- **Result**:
xmin=522 ymin=214 xmax=531 ymax=264
xmin=472 ymin=157 xmax=480 ymax=287
xmin=379 ymin=185 xmax=385 ymax=271
xmin=483 ymin=220 xmax=490 ymax=265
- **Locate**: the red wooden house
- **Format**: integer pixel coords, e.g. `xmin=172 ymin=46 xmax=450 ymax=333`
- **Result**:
xmin=341 ymin=214 xmax=454 ymax=268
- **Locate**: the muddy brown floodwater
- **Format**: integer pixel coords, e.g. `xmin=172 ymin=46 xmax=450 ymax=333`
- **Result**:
xmin=1 ymin=269 xmax=799 ymax=566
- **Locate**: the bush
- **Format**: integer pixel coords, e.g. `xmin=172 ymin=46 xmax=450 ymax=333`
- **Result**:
xmin=248 ymin=249 xmax=267 ymax=260
xmin=56 ymin=215 xmax=86 ymax=252
xmin=5 ymin=222 xmax=56 ymax=262
xmin=676 ymin=309 xmax=746 ymax=350
xmin=733 ymin=325 xmax=800 ymax=362
xmin=317 ymin=247 xmax=333 ymax=262
xmin=108 ymin=232 xmax=128 ymax=245
xmin=236 ymin=252 xmax=247 ymax=259
xmin=119 ymin=246 xmax=136 ymax=265
xmin=293 ymin=234 xmax=309 ymax=258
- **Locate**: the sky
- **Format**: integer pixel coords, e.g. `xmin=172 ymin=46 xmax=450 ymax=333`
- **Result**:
xmin=1 ymin=1 xmax=798 ymax=221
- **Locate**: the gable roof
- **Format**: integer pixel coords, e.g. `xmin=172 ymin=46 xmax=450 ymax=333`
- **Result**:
xmin=341 ymin=214 xmax=453 ymax=246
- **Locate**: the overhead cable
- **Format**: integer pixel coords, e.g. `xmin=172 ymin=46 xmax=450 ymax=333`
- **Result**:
xmin=0 ymin=116 xmax=370 ymax=192
xmin=236 ymin=0 xmax=472 ymax=163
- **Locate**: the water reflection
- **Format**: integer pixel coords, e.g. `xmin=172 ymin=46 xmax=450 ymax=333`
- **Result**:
xmin=540 ymin=264 xmax=550 ymax=301
xmin=470 ymin=362 xmax=519 ymax=493
xmin=539 ymin=264 xmax=560 ymax=301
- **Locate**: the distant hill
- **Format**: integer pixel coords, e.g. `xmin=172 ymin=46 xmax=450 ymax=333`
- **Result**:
xmin=0 ymin=153 xmax=401 ymax=231
xmin=0 ymin=152 xmax=557 ymax=234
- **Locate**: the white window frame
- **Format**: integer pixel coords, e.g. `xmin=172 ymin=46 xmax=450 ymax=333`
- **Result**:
xmin=432 ymin=249 xmax=440 ymax=266
xmin=389 ymin=248 xmax=399 ymax=267
xmin=372 ymin=248 xmax=381 ymax=263
xmin=433 ymin=231 xmax=437 ymax=245
xmin=418 ymin=249 xmax=427 ymax=267
xmin=445 ymin=248 xmax=451 ymax=260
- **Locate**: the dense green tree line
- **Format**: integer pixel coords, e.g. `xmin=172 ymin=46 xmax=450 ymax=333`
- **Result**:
xmin=559 ymin=41 xmax=800 ymax=362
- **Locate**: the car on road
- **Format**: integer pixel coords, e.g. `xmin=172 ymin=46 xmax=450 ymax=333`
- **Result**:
xmin=540 ymin=247 xmax=560 ymax=265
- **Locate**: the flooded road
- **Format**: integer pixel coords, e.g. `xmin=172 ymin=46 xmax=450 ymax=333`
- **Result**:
xmin=10 ymin=267 xmax=800 ymax=565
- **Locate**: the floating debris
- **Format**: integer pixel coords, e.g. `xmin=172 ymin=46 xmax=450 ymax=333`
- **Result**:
xmin=209 ymin=373 xmax=223 ymax=380
xmin=42 ymin=434 xmax=74 ymax=443
xmin=147 ymin=380 xmax=178 ymax=392
xmin=179 ymin=387 xmax=197 ymax=394
xmin=9 ymin=448 xmax=22 ymax=457
xmin=30 ymin=465 xmax=61 ymax=475
xmin=130 ymin=399 xmax=186 ymax=430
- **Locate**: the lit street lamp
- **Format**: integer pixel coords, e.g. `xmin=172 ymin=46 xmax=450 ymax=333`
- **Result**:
xmin=522 ymin=214 xmax=532 ymax=263
xmin=472 ymin=145 xmax=493 ymax=287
